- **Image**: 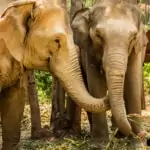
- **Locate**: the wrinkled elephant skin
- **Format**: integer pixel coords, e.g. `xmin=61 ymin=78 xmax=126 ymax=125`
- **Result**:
xmin=0 ymin=0 xmax=110 ymax=149
xmin=0 ymin=0 xmax=110 ymax=113
xmin=71 ymin=0 xmax=148 ymax=148
xmin=0 ymin=37 xmax=27 ymax=149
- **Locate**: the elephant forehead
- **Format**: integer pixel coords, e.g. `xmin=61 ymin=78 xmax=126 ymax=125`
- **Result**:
xmin=33 ymin=6 xmax=67 ymax=28
xmin=97 ymin=18 xmax=137 ymax=36
xmin=29 ymin=9 xmax=68 ymax=38
xmin=36 ymin=0 xmax=59 ymax=6
xmin=32 ymin=24 xmax=67 ymax=37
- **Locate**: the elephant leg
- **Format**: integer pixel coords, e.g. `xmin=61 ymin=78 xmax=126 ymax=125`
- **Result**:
xmin=1 ymin=82 xmax=25 ymax=150
xmin=124 ymin=52 xmax=145 ymax=148
xmin=28 ymin=71 xmax=42 ymax=139
xmin=66 ymin=96 xmax=81 ymax=135
xmin=86 ymin=62 xmax=109 ymax=148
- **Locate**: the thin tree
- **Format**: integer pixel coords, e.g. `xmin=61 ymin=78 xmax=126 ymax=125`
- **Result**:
xmin=27 ymin=71 xmax=42 ymax=139
xmin=50 ymin=76 xmax=66 ymax=137
xmin=66 ymin=0 xmax=84 ymax=135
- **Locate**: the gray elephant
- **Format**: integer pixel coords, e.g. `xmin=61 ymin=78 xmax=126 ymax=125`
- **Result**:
xmin=0 ymin=0 xmax=110 ymax=149
xmin=71 ymin=0 xmax=148 ymax=148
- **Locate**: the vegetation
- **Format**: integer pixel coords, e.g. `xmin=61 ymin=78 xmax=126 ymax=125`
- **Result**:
xmin=34 ymin=0 xmax=94 ymax=102
xmin=34 ymin=0 xmax=150 ymax=101
xmin=34 ymin=71 xmax=52 ymax=102
xmin=20 ymin=105 xmax=150 ymax=150
xmin=20 ymin=1 xmax=150 ymax=149
xmin=144 ymin=63 xmax=150 ymax=94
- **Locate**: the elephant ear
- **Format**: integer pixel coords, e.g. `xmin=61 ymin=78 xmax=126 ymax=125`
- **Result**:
xmin=134 ymin=23 xmax=148 ymax=55
xmin=71 ymin=8 xmax=90 ymax=47
xmin=129 ymin=4 xmax=148 ymax=54
xmin=72 ymin=8 xmax=90 ymax=24
xmin=0 ymin=0 xmax=36 ymax=62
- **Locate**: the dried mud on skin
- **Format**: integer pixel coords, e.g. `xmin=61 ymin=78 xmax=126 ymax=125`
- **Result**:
xmin=0 ymin=97 xmax=150 ymax=150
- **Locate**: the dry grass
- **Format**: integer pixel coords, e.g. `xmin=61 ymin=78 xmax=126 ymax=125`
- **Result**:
xmin=0 ymin=99 xmax=150 ymax=150
xmin=20 ymin=102 xmax=150 ymax=150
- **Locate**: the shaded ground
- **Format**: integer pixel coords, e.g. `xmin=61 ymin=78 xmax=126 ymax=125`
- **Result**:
xmin=0 ymin=97 xmax=150 ymax=150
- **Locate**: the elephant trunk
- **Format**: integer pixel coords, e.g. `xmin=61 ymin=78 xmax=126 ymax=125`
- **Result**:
xmin=50 ymin=46 xmax=109 ymax=113
xmin=105 ymin=49 xmax=132 ymax=136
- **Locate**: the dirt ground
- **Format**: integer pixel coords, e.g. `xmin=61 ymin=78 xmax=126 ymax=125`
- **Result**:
xmin=0 ymin=97 xmax=150 ymax=150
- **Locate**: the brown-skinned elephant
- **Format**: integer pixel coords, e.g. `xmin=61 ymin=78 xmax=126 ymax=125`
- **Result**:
xmin=71 ymin=0 xmax=148 ymax=148
xmin=0 ymin=0 xmax=109 ymax=112
xmin=0 ymin=0 xmax=110 ymax=149
xmin=80 ymin=43 xmax=109 ymax=149
xmin=71 ymin=8 xmax=109 ymax=149
xmin=0 ymin=39 xmax=27 ymax=150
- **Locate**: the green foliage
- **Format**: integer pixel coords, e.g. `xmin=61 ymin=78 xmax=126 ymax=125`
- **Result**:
xmin=34 ymin=71 xmax=52 ymax=102
xmin=33 ymin=0 xmax=150 ymax=101
xmin=144 ymin=63 xmax=150 ymax=94
xmin=84 ymin=0 xmax=93 ymax=7
xmin=140 ymin=0 xmax=144 ymax=3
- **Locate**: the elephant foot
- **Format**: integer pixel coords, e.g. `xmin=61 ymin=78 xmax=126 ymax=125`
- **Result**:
xmin=50 ymin=116 xmax=81 ymax=138
xmin=31 ymin=126 xmax=51 ymax=139
xmin=88 ymin=140 xmax=108 ymax=150
xmin=129 ymin=136 xmax=147 ymax=149
xmin=52 ymin=127 xmax=81 ymax=138
xmin=2 ymin=142 xmax=21 ymax=150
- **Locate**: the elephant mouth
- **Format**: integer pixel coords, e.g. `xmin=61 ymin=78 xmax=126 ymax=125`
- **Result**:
xmin=39 ymin=56 xmax=51 ymax=71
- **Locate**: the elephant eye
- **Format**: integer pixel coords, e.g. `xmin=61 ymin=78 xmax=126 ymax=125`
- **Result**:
xmin=96 ymin=33 xmax=104 ymax=43
xmin=55 ymin=39 xmax=61 ymax=49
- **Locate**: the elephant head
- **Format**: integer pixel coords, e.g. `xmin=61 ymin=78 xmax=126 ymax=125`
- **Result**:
xmin=71 ymin=0 xmax=148 ymax=136
xmin=0 ymin=0 xmax=110 ymax=112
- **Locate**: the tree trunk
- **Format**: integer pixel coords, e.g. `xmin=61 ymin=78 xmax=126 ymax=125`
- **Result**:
xmin=141 ymin=69 xmax=146 ymax=110
xmin=66 ymin=96 xmax=81 ymax=135
xmin=28 ymin=71 xmax=42 ymax=139
xmin=64 ymin=0 xmax=84 ymax=137
xmin=50 ymin=76 xmax=67 ymax=137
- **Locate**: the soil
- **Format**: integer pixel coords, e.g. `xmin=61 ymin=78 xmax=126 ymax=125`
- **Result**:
xmin=0 ymin=96 xmax=150 ymax=150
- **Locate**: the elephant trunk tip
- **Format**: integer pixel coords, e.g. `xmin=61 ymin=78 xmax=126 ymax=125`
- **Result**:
xmin=115 ymin=116 xmax=132 ymax=136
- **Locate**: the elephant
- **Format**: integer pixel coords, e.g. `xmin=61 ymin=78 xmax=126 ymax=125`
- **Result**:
xmin=0 ymin=0 xmax=14 ymax=13
xmin=0 ymin=0 xmax=110 ymax=112
xmin=0 ymin=0 xmax=110 ymax=149
xmin=71 ymin=0 xmax=148 ymax=148
xmin=0 ymin=39 xmax=27 ymax=150
xmin=71 ymin=9 xmax=109 ymax=148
